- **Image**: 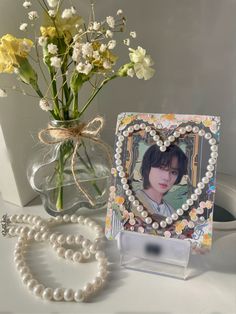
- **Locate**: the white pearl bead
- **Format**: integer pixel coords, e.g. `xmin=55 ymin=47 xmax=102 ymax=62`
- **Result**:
xmin=125 ymin=190 xmax=132 ymax=196
xmin=168 ymin=135 xmax=175 ymax=142
xmin=92 ymin=277 xmax=103 ymax=288
xmin=33 ymin=284 xmax=44 ymax=297
xmin=198 ymin=129 xmax=205 ymax=136
xmin=160 ymin=221 xmax=167 ymax=228
xmin=192 ymin=126 xmax=199 ymax=133
xmin=123 ymin=130 xmax=129 ymax=137
xmin=140 ymin=123 xmax=146 ymax=129
xmin=202 ymin=177 xmax=209 ymax=184
xmin=57 ymin=247 xmax=65 ymax=258
xmin=64 ymin=288 xmax=74 ymax=301
xmin=141 ymin=211 xmax=148 ymax=218
xmin=57 ymin=234 xmax=66 ymax=245
xmin=70 ymin=215 xmax=78 ymax=223
xmin=145 ymin=217 xmax=152 ymax=224
xmin=128 ymin=195 xmax=135 ymax=202
xmin=210 ymin=145 xmax=218 ymax=152
xmin=119 ymin=171 xmax=125 ymax=177
xmin=179 ymin=127 xmax=186 ymax=134
xmin=34 ymin=232 xmax=42 ymax=242
xmin=42 ymin=232 xmax=50 ymax=241
xmin=82 ymin=239 xmax=91 ymax=249
xmin=206 ymin=171 xmax=213 ymax=178
xmin=82 ymin=249 xmax=91 ymax=259
xmin=171 ymin=213 xmax=178 ymax=221
xmin=191 ymin=194 xmax=198 ymax=201
xmin=150 ymin=130 xmax=156 ymax=136
xmin=77 ymin=216 xmax=85 ymax=224
xmin=173 ymin=131 xmax=180 ymax=137
xmin=186 ymin=199 xmax=194 ymax=206
xmin=194 ymin=188 xmax=202 ymax=195
xmin=164 ymin=140 xmax=170 ymax=147
xmin=166 ymin=217 xmax=173 ymax=224
xmin=156 ymin=140 xmax=163 ymax=146
xmin=128 ymin=126 xmax=134 ymax=133
xmin=66 ymin=235 xmax=75 ymax=245
xmin=132 ymin=200 xmax=139 ymax=206
xmin=55 ymin=216 xmax=63 ymax=223
xmin=123 ymin=184 xmax=129 ymax=190
xmin=153 ymin=135 xmax=160 ymax=141
xmin=53 ymin=288 xmax=64 ymax=301
xmin=209 ymin=138 xmax=216 ymax=145
xmin=65 ymin=249 xmax=74 ymax=260
xmin=27 ymin=279 xmax=38 ymax=291
xmin=83 ymin=283 xmax=94 ymax=296
xmin=211 ymin=151 xmax=218 ymax=158
xmin=19 ymin=266 xmax=30 ymax=276
xmin=89 ymin=244 xmax=97 ymax=254
xmin=22 ymin=273 xmax=32 ymax=284
xmin=117 ymin=165 xmax=123 ymax=172
xmin=95 ymin=251 xmax=105 ymax=260
xmin=9 ymin=227 xmax=16 ymax=236
xmin=116 ymin=147 xmax=122 ymax=153
xmin=145 ymin=126 xmax=151 ymax=132
xmin=136 ymin=205 xmax=144 ymax=212
xmin=152 ymin=222 xmax=159 ymax=229
xmin=42 ymin=287 xmax=53 ymax=300
xmin=121 ymin=178 xmax=127 ymax=184
xmin=185 ymin=125 xmax=192 ymax=132
xmin=209 ymin=158 xmax=216 ymax=165
xmin=160 ymin=146 xmax=166 ymax=152
xmin=115 ymin=159 xmax=122 ymax=166
xmin=74 ymin=289 xmax=85 ymax=302
xmin=118 ymin=135 xmax=125 ymax=141
xmin=116 ymin=141 xmax=122 ymax=148
xmin=114 ymin=153 xmax=121 ymax=160
xmin=49 ymin=233 xmax=58 ymax=243
xmin=75 ymin=235 xmax=84 ymax=244
xmin=205 ymin=132 xmax=212 ymax=140
xmin=197 ymin=182 xmax=205 ymax=189
xmin=182 ymin=204 xmax=189 ymax=211
xmin=63 ymin=214 xmax=70 ymax=222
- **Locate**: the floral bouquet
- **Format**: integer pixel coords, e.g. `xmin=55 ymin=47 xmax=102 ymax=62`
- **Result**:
xmin=0 ymin=0 xmax=155 ymax=215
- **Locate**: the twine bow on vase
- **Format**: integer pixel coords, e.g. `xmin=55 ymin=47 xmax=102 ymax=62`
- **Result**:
xmin=38 ymin=116 xmax=112 ymax=209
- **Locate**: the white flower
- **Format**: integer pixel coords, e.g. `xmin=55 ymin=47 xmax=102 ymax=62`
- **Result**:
xmin=20 ymin=39 xmax=32 ymax=53
xmin=76 ymin=62 xmax=93 ymax=75
xmin=117 ymin=9 xmax=123 ymax=16
xmin=108 ymin=40 xmax=116 ymax=50
xmin=47 ymin=0 xmax=59 ymax=8
xmin=129 ymin=46 xmax=155 ymax=80
xmin=82 ymin=42 xmax=93 ymax=58
xmin=38 ymin=36 xmax=47 ymax=46
xmin=92 ymin=51 xmax=100 ymax=61
xmin=127 ymin=68 xmax=135 ymax=78
xmin=93 ymin=21 xmax=100 ymax=30
xmin=72 ymin=43 xmax=82 ymax=62
xmin=105 ymin=30 xmax=113 ymax=38
xmin=130 ymin=31 xmax=137 ymax=38
xmin=123 ymin=38 xmax=130 ymax=46
xmin=47 ymin=43 xmax=58 ymax=55
xmin=48 ymin=10 xmax=56 ymax=17
xmin=106 ymin=16 xmax=115 ymax=28
xmin=0 ymin=89 xmax=7 ymax=97
xmin=100 ymin=44 xmax=107 ymax=53
xmin=19 ymin=23 xmax=28 ymax=31
xmin=50 ymin=56 xmax=61 ymax=68
xmin=61 ymin=7 xmax=76 ymax=19
xmin=23 ymin=1 xmax=32 ymax=9
xmin=39 ymin=98 xmax=53 ymax=111
xmin=28 ymin=11 xmax=38 ymax=20
xmin=103 ymin=60 xmax=112 ymax=69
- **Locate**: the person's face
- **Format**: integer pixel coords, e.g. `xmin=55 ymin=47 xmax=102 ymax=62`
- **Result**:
xmin=148 ymin=157 xmax=179 ymax=194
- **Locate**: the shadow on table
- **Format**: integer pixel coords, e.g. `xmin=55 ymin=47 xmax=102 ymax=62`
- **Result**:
xmin=188 ymin=230 xmax=236 ymax=279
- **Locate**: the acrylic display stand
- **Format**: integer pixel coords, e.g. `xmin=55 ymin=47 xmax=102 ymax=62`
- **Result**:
xmin=117 ymin=230 xmax=191 ymax=280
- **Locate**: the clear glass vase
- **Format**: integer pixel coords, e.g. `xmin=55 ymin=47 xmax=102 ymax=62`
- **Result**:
xmin=27 ymin=118 xmax=112 ymax=216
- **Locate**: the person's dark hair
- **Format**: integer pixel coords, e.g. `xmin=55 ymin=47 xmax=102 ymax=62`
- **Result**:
xmin=141 ymin=144 xmax=188 ymax=189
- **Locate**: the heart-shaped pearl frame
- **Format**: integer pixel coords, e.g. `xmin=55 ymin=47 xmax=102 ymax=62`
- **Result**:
xmin=114 ymin=122 xmax=218 ymax=232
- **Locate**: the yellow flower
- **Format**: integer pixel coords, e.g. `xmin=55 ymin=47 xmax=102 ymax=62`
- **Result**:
xmin=40 ymin=26 xmax=57 ymax=38
xmin=121 ymin=116 xmax=135 ymax=125
xmin=0 ymin=34 xmax=33 ymax=73
xmin=203 ymin=118 xmax=213 ymax=127
xmin=115 ymin=196 xmax=125 ymax=205
xmin=203 ymin=234 xmax=212 ymax=246
xmin=161 ymin=113 xmax=175 ymax=121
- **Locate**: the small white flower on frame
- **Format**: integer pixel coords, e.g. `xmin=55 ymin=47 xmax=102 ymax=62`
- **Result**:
xmin=106 ymin=16 xmax=115 ymax=28
xmin=23 ymin=1 xmax=32 ymax=9
xmin=130 ymin=31 xmax=137 ymax=38
xmin=105 ymin=30 xmax=113 ymax=38
xmin=28 ymin=11 xmax=39 ymax=20
xmin=47 ymin=0 xmax=59 ymax=8
xmin=47 ymin=43 xmax=58 ymax=55
xmin=50 ymin=56 xmax=61 ymax=68
xmin=19 ymin=23 xmax=28 ymax=31
xmin=0 ymin=89 xmax=7 ymax=97
xmin=39 ymin=98 xmax=53 ymax=111
xmin=108 ymin=40 xmax=116 ymax=50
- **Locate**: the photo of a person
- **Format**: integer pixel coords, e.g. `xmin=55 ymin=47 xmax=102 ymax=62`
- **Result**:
xmin=135 ymin=143 xmax=188 ymax=220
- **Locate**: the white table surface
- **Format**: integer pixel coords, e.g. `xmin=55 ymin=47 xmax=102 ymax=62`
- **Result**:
xmin=0 ymin=197 xmax=235 ymax=314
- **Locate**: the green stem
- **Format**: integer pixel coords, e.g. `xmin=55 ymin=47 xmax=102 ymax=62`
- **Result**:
xmin=49 ymin=70 xmax=62 ymax=119
xmin=72 ymin=93 xmax=79 ymax=118
xmin=78 ymin=75 xmax=117 ymax=118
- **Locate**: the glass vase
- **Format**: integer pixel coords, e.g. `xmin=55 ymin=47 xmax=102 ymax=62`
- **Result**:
xmin=27 ymin=118 xmax=112 ymax=216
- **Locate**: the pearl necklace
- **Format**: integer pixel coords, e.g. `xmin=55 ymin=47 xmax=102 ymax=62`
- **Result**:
xmin=112 ymin=122 xmax=218 ymax=233
xmin=1 ymin=213 xmax=108 ymax=302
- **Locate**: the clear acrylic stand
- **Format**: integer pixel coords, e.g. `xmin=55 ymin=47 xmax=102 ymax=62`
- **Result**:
xmin=117 ymin=230 xmax=191 ymax=280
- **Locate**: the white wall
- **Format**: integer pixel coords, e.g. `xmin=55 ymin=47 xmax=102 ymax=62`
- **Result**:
xmin=96 ymin=0 xmax=236 ymax=176
xmin=0 ymin=0 xmax=235 ymax=206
